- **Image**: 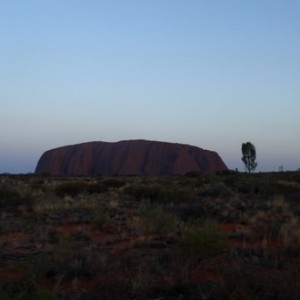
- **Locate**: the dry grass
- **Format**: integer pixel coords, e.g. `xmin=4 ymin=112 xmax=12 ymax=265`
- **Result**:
xmin=1 ymin=172 xmax=300 ymax=299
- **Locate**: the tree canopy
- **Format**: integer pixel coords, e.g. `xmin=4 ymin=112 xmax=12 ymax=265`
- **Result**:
xmin=241 ymin=142 xmax=257 ymax=173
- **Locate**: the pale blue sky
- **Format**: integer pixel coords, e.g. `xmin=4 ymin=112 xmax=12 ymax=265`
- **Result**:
xmin=1 ymin=0 xmax=299 ymax=173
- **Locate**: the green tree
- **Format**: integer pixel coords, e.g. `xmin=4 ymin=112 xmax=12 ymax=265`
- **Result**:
xmin=241 ymin=142 xmax=257 ymax=173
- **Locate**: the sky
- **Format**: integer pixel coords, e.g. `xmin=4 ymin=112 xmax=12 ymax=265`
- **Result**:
xmin=1 ymin=0 xmax=299 ymax=173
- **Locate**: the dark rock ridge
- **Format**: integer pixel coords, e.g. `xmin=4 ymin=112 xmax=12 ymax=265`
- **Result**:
xmin=35 ymin=140 xmax=228 ymax=176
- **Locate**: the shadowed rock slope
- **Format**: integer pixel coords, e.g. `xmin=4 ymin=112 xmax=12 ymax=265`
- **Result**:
xmin=35 ymin=140 xmax=228 ymax=176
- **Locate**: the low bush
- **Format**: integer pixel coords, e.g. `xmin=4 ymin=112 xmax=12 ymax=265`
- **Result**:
xmin=124 ymin=184 xmax=162 ymax=201
xmin=86 ymin=182 xmax=108 ymax=194
xmin=180 ymin=220 xmax=227 ymax=259
xmin=55 ymin=182 xmax=86 ymax=197
xmin=199 ymin=182 xmax=234 ymax=198
xmin=124 ymin=183 xmax=194 ymax=204
xmin=140 ymin=199 xmax=176 ymax=234
xmin=0 ymin=184 xmax=22 ymax=207
xmin=0 ymin=285 xmax=55 ymax=300
xmin=92 ymin=209 xmax=111 ymax=229
xmin=55 ymin=181 xmax=108 ymax=197
xmin=102 ymin=178 xmax=126 ymax=188
xmin=185 ymin=170 xmax=203 ymax=178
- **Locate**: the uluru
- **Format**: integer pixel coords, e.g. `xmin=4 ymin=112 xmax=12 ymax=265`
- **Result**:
xmin=35 ymin=140 xmax=228 ymax=176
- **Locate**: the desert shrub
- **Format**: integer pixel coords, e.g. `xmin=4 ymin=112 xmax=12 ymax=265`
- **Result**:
xmin=180 ymin=220 xmax=227 ymax=259
xmin=217 ymin=169 xmax=239 ymax=175
xmin=221 ymin=264 xmax=300 ymax=300
xmin=0 ymin=285 xmax=55 ymax=300
xmin=223 ymin=173 xmax=285 ymax=197
xmin=276 ymin=171 xmax=300 ymax=183
xmin=92 ymin=209 xmax=111 ymax=229
xmin=250 ymin=176 xmax=276 ymax=196
xmin=124 ymin=183 xmax=194 ymax=204
xmin=41 ymin=171 xmax=52 ymax=177
xmin=199 ymin=182 xmax=234 ymax=198
xmin=124 ymin=184 xmax=162 ymax=201
xmin=275 ymin=179 xmax=300 ymax=193
xmin=30 ymin=178 xmax=45 ymax=188
xmin=1 ymin=255 xmax=56 ymax=299
xmin=252 ymin=218 xmax=284 ymax=241
xmin=140 ymin=199 xmax=176 ymax=234
xmin=102 ymin=178 xmax=126 ymax=188
xmin=159 ymin=187 xmax=195 ymax=204
xmin=0 ymin=184 xmax=22 ymax=207
xmin=185 ymin=170 xmax=203 ymax=178
xmin=55 ymin=182 xmax=86 ymax=197
xmin=86 ymin=182 xmax=108 ymax=194
xmin=28 ymin=289 xmax=55 ymax=300
xmin=278 ymin=217 xmax=300 ymax=246
xmin=55 ymin=181 xmax=108 ymax=197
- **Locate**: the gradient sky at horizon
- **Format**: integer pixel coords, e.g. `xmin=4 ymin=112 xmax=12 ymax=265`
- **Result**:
xmin=1 ymin=0 xmax=299 ymax=173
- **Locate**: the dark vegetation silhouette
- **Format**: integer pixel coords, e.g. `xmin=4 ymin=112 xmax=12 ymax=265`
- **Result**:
xmin=241 ymin=142 xmax=257 ymax=173
xmin=1 ymin=171 xmax=300 ymax=299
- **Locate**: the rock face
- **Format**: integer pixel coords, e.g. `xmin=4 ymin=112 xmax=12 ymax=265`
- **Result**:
xmin=35 ymin=140 xmax=228 ymax=176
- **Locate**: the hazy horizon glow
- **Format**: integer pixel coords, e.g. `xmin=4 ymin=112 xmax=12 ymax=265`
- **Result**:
xmin=1 ymin=1 xmax=299 ymax=173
